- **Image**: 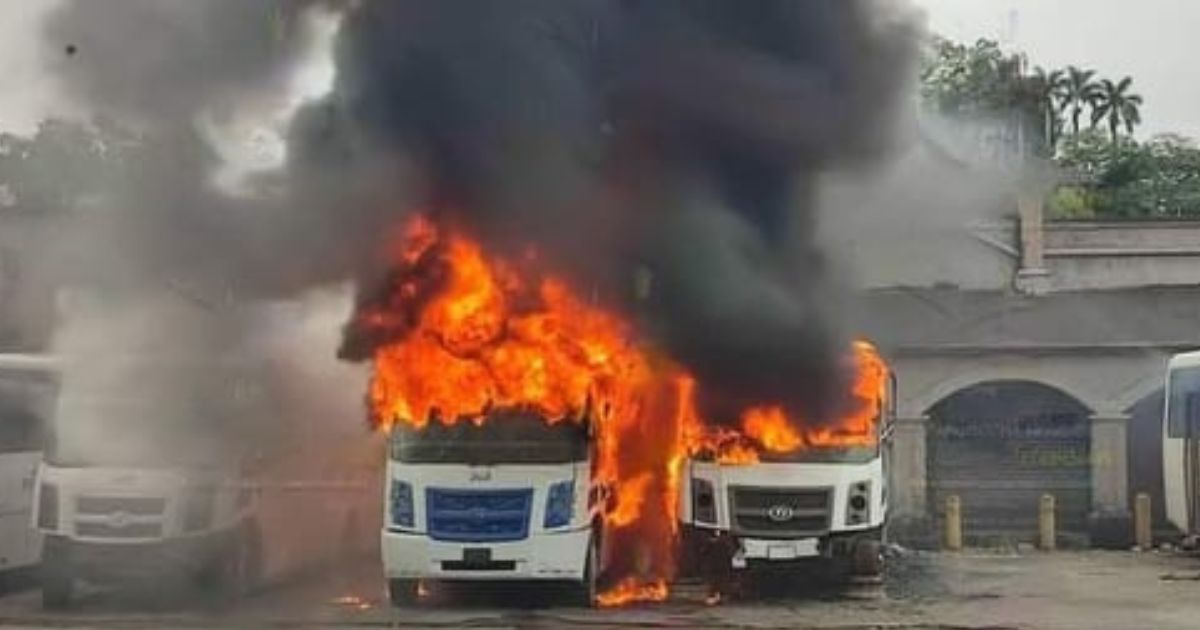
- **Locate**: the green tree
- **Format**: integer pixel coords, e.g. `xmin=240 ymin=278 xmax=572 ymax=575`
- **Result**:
xmin=1090 ymin=76 xmax=1143 ymax=144
xmin=1056 ymin=131 xmax=1200 ymax=218
xmin=1028 ymin=67 xmax=1068 ymax=152
xmin=1061 ymin=66 xmax=1100 ymax=136
xmin=920 ymin=37 xmax=1054 ymax=155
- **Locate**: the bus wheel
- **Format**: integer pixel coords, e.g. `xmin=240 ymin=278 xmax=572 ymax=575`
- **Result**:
xmin=41 ymin=540 xmax=73 ymax=610
xmin=850 ymin=537 xmax=884 ymax=581
xmin=388 ymin=579 xmax=420 ymax=606
xmin=570 ymin=535 xmax=599 ymax=608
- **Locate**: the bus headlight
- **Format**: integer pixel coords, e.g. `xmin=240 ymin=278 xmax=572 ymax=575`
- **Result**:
xmin=544 ymin=480 xmax=574 ymax=529
xmin=37 ymin=483 xmax=58 ymax=530
xmin=692 ymin=478 xmax=717 ymax=525
xmin=846 ymin=480 xmax=871 ymax=525
xmin=391 ymin=480 xmax=414 ymax=528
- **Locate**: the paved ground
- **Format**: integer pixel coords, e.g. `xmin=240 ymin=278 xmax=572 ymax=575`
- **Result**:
xmin=1 ymin=549 xmax=1199 ymax=628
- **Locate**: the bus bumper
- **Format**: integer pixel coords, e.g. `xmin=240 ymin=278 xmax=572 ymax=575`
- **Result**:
xmin=381 ymin=527 xmax=590 ymax=581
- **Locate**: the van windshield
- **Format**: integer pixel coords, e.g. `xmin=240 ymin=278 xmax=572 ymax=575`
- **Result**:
xmin=1167 ymin=365 xmax=1200 ymax=438
xmin=389 ymin=411 xmax=589 ymax=465
xmin=757 ymin=443 xmax=879 ymax=464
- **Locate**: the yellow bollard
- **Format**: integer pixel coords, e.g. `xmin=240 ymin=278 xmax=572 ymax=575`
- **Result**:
xmin=1038 ymin=494 xmax=1056 ymax=551
xmin=944 ymin=495 xmax=963 ymax=551
xmin=1135 ymin=492 xmax=1153 ymax=550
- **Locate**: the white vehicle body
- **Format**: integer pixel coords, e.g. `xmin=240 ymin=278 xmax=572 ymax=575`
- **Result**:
xmin=680 ymin=457 xmax=887 ymax=567
xmin=680 ymin=377 xmax=895 ymax=578
xmin=29 ymin=352 xmax=379 ymax=607
xmin=380 ymin=417 xmax=599 ymax=605
xmin=34 ymin=464 xmax=254 ymax=581
xmin=381 ymin=461 xmax=593 ymax=580
xmin=33 ymin=447 xmax=379 ymax=607
xmin=0 ymin=354 xmax=59 ymax=575
xmin=1163 ymin=350 xmax=1200 ymax=536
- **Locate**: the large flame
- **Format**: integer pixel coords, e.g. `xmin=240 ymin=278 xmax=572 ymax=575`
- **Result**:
xmin=356 ymin=215 xmax=888 ymax=604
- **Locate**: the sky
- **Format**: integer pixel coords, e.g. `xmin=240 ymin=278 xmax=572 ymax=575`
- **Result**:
xmin=0 ymin=1 xmax=1198 ymax=140
xmin=916 ymin=0 xmax=1200 ymax=140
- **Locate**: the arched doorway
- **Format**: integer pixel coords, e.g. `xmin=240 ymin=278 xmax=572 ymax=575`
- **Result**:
xmin=927 ymin=381 xmax=1092 ymax=544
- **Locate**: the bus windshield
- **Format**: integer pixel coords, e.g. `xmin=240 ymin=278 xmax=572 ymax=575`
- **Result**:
xmin=756 ymin=443 xmax=879 ymax=464
xmin=389 ymin=411 xmax=589 ymax=465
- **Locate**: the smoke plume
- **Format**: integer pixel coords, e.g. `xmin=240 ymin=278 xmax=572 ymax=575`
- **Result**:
xmin=38 ymin=0 xmax=923 ymax=441
xmin=321 ymin=0 xmax=922 ymax=423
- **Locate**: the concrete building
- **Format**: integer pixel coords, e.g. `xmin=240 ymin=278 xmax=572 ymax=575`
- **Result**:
xmin=855 ymin=191 xmax=1200 ymax=546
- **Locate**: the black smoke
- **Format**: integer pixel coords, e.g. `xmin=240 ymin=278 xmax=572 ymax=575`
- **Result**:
xmin=39 ymin=0 xmax=920 ymax=428
xmin=319 ymin=0 xmax=920 ymax=424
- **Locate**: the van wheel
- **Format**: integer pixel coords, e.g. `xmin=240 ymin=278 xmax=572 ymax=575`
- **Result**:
xmin=41 ymin=571 xmax=73 ymax=610
xmin=197 ymin=525 xmax=260 ymax=604
xmin=388 ymin=579 xmax=420 ymax=606
xmin=570 ymin=535 xmax=599 ymax=608
xmin=239 ymin=521 xmax=264 ymax=592
xmin=41 ymin=541 xmax=73 ymax=610
xmin=851 ymin=538 xmax=884 ymax=580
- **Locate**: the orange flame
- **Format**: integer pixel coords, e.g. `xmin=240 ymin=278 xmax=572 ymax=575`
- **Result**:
xmin=363 ymin=216 xmax=680 ymax=602
xmin=596 ymin=578 xmax=669 ymax=607
xmin=358 ymin=215 xmax=890 ymax=605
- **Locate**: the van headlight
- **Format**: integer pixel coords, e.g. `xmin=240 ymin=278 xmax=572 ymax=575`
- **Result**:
xmin=37 ymin=483 xmax=58 ymax=530
xmin=183 ymin=488 xmax=215 ymax=532
xmin=544 ymin=480 xmax=574 ymax=529
xmin=691 ymin=478 xmax=717 ymax=525
xmin=846 ymin=480 xmax=871 ymax=525
xmin=391 ymin=480 xmax=414 ymax=528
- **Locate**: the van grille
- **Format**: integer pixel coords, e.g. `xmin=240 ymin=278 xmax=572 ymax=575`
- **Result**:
xmin=75 ymin=521 xmax=163 ymax=539
xmin=426 ymin=488 xmax=532 ymax=542
xmin=729 ymin=486 xmax=831 ymax=538
xmin=76 ymin=496 xmax=166 ymax=516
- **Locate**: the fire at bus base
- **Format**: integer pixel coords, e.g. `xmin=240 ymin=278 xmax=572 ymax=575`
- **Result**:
xmin=345 ymin=215 xmax=893 ymax=607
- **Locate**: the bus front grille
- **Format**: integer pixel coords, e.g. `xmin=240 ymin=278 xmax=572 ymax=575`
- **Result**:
xmin=426 ymin=488 xmax=532 ymax=542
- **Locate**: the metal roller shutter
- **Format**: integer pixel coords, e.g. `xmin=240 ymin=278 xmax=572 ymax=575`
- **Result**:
xmin=928 ymin=381 xmax=1092 ymax=545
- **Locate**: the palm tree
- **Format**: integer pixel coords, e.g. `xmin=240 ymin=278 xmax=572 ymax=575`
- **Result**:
xmin=1028 ymin=66 xmax=1068 ymax=152
xmin=1061 ymin=66 xmax=1100 ymax=136
xmin=1090 ymin=76 xmax=1143 ymax=143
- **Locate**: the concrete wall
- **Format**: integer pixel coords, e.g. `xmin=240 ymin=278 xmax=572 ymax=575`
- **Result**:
xmin=885 ymin=348 xmax=1170 ymax=545
xmin=1042 ymin=221 xmax=1200 ymax=292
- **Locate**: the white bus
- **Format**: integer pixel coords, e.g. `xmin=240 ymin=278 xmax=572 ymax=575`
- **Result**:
xmin=0 ymin=354 xmax=59 ymax=580
xmin=1164 ymin=350 xmax=1200 ymax=542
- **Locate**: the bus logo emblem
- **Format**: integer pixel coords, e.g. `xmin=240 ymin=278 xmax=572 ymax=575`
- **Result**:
xmin=767 ymin=505 xmax=794 ymax=522
xmin=469 ymin=469 xmax=492 ymax=482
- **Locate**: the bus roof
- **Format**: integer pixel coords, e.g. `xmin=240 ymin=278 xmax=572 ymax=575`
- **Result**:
xmin=0 ymin=353 xmax=60 ymax=375
xmin=1168 ymin=350 xmax=1200 ymax=370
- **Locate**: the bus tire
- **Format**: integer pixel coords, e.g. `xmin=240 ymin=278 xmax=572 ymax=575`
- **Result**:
xmin=571 ymin=535 xmax=599 ymax=608
xmin=41 ymin=570 xmax=73 ymax=610
xmin=851 ymin=537 xmax=884 ymax=580
xmin=388 ymin=579 xmax=420 ymax=606
xmin=41 ymin=541 xmax=73 ymax=610
xmin=239 ymin=520 xmax=264 ymax=592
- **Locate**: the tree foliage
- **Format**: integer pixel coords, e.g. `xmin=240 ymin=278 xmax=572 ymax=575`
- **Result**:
xmin=1090 ymin=77 xmax=1143 ymax=144
xmin=920 ymin=37 xmax=1047 ymax=155
xmin=920 ymin=37 xmax=1143 ymax=157
xmin=1052 ymin=131 xmax=1200 ymax=218
xmin=921 ymin=35 xmax=1176 ymax=219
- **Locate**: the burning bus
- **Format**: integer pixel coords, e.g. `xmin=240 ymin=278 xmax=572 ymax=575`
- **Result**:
xmin=679 ymin=342 xmax=895 ymax=590
xmin=382 ymin=409 xmax=601 ymax=605
xmin=351 ymin=216 xmax=894 ymax=606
